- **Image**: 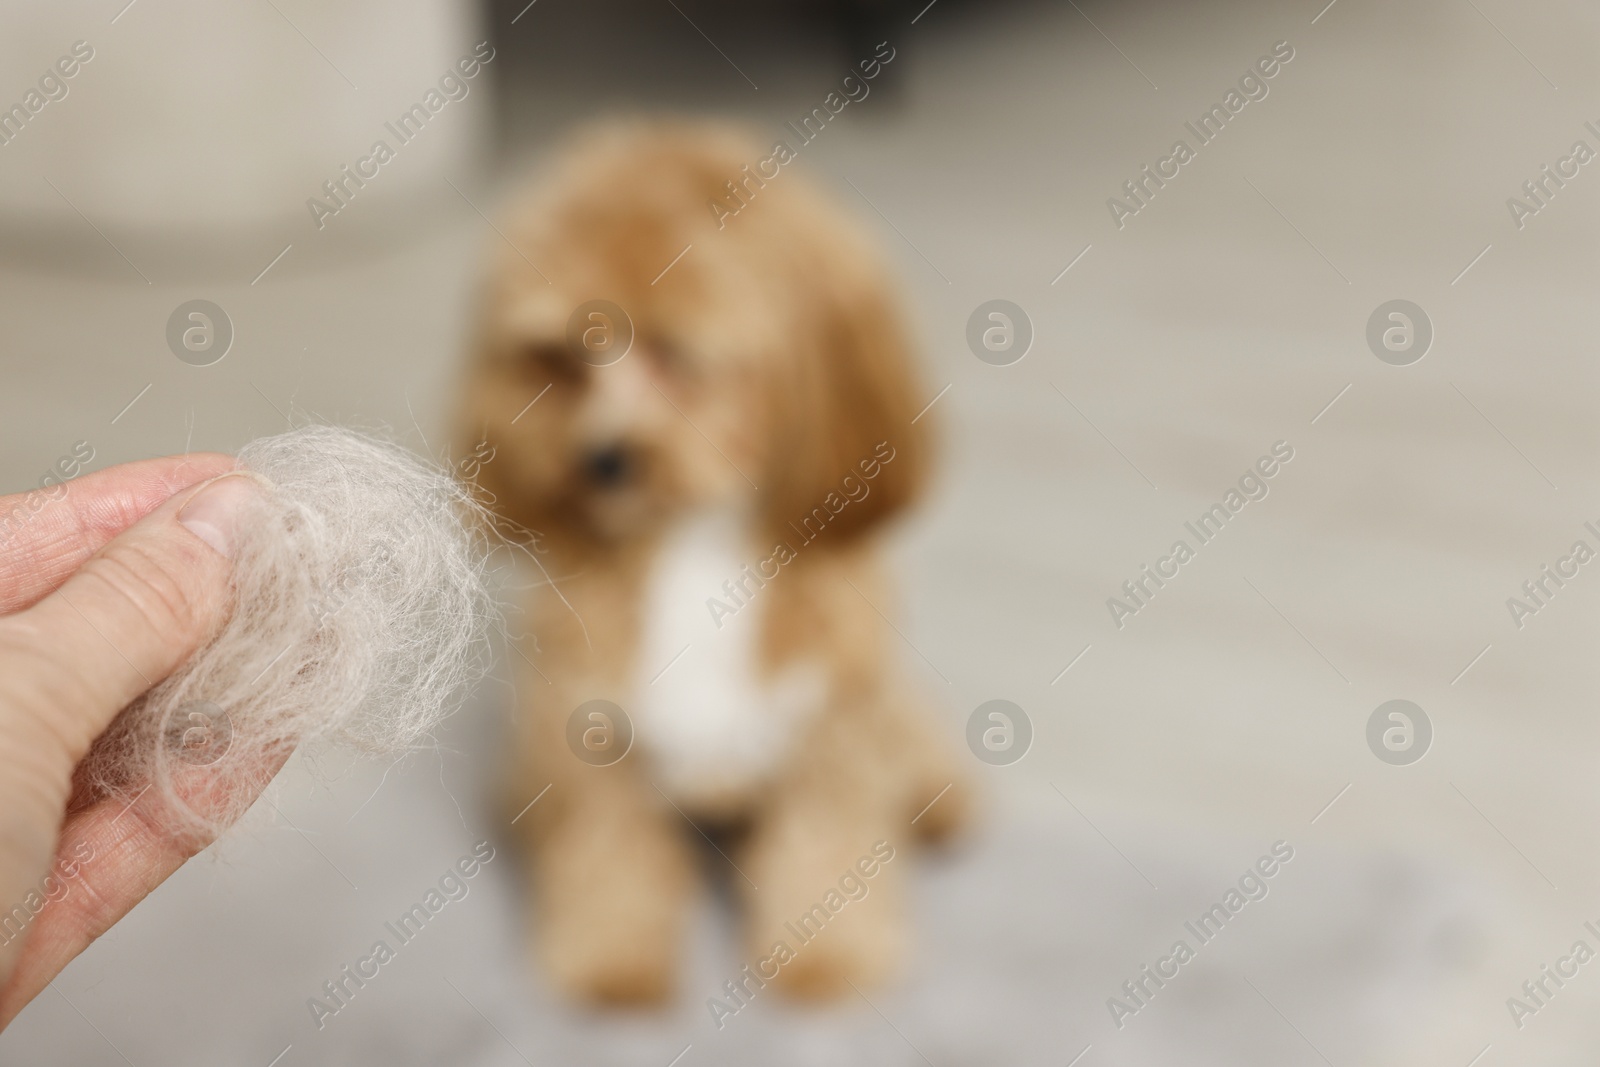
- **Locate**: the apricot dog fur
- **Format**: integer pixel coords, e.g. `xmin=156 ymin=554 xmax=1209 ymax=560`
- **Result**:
xmin=459 ymin=120 xmax=968 ymax=1004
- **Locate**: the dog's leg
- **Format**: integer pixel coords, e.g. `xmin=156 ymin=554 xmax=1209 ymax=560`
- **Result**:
xmin=739 ymin=710 xmax=910 ymax=999
xmin=527 ymin=770 xmax=695 ymax=1004
xmin=894 ymin=692 xmax=974 ymax=845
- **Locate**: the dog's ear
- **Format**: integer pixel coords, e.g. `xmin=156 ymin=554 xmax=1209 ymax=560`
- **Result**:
xmin=760 ymin=260 xmax=931 ymax=547
xmin=453 ymin=299 xmax=535 ymax=536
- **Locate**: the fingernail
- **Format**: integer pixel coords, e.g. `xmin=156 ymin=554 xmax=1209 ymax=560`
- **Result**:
xmin=178 ymin=473 xmax=264 ymax=560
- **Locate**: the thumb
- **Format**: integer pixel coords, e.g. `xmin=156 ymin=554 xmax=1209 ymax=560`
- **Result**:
xmin=2 ymin=471 xmax=265 ymax=772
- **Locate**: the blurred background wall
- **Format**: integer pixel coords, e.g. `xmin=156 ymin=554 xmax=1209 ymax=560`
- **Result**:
xmin=1 ymin=0 xmax=1597 ymax=1064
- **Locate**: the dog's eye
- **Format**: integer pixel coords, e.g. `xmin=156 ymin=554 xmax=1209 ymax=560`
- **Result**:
xmin=647 ymin=339 xmax=697 ymax=384
xmin=519 ymin=342 xmax=583 ymax=386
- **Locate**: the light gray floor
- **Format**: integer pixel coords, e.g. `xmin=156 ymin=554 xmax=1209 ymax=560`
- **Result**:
xmin=2 ymin=0 xmax=1597 ymax=1063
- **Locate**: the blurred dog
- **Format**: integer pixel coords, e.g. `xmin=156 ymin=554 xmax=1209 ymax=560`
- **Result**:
xmin=459 ymin=121 xmax=967 ymax=1004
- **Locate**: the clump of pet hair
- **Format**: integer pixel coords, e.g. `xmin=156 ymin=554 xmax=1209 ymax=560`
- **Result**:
xmin=79 ymin=425 xmax=498 ymax=840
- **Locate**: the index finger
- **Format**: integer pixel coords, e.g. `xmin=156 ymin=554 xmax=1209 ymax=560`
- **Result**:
xmin=0 ymin=453 xmax=236 ymax=615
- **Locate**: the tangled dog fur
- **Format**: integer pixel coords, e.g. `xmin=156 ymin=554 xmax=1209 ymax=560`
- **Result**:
xmin=78 ymin=426 xmax=495 ymax=838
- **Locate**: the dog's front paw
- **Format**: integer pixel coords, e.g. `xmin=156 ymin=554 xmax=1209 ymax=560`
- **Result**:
xmin=544 ymin=928 xmax=676 ymax=1005
xmin=908 ymin=773 xmax=975 ymax=845
xmin=766 ymin=926 xmax=901 ymax=1000
xmin=534 ymin=810 xmax=693 ymax=1005
xmin=540 ymin=890 xmax=679 ymax=1005
xmin=745 ymin=860 xmax=907 ymax=1001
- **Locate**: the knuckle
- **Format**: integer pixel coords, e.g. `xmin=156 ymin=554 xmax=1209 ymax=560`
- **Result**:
xmin=85 ymin=536 xmax=215 ymax=642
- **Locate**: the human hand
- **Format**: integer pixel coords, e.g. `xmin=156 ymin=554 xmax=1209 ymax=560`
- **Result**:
xmin=0 ymin=454 xmax=271 ymax=1028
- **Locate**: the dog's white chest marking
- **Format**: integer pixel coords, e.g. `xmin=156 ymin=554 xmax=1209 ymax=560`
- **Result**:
xmin=631 ymin=510 xmax=823 ymax=806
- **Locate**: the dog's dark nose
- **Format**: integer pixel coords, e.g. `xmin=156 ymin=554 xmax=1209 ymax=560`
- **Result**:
xmin=582 ymin=445 xmax=634 ymax=488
